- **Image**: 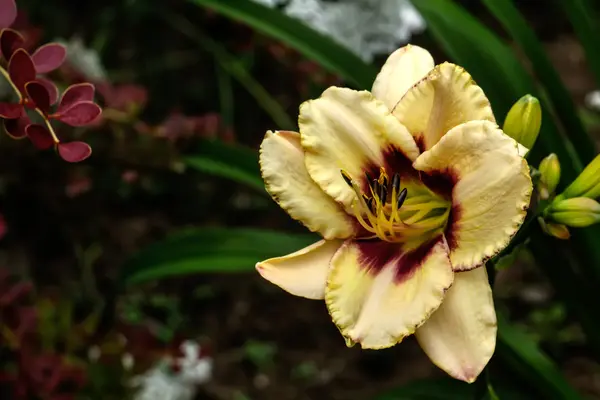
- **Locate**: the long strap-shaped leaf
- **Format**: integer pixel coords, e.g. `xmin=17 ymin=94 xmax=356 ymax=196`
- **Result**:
xmin=482 ymin=0 xmax=595 ymax=165
xmin=412 ymin=0 xmax=583 ymax=176
xmin=188 ymin=0 xmax=378 ymax=89
xmin=558 ymin=0 xmax=600 ymax=89
xmin=497 ymin=312 xmax=583 ymax=400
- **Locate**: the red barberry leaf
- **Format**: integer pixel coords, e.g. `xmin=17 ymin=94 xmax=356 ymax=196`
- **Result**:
xmin=59 ymin=83 xmax=95 ymax=112
xmin=0 ymin=102 xmax=21 ymax=119
xmin=0 ymin=28 xmax=23 ymax=60
xmin=57 ymin=141 xmax=92 ymax=163
xmin=36 ymin=78 xmax=59 ymax=105
xmin=0 ymin=0 xmax=17 ymax=29
xmin=54 ymin=101 xmax=101 ymax=126
xmin=25 ymin=81 xmax=50 ymax=113
xmin=31 ymin=43 xmax=66 ymax=74
xmin=25 ymin=124 xmax=54 ymax=150
xmin=3 ymin=115 xmax=29 ymax=139
xmin=8 ymin=49 xmax=35 ymax=93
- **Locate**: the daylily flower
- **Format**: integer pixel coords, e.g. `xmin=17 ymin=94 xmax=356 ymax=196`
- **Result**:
xmin=256 ymin=45 xmax=533 ymax=382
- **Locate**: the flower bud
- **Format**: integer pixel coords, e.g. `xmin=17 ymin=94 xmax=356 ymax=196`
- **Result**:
xmin=549 ymin=197 xmax=600 ymax=227
xmin=537 ymin=153 xmax=560 ymax=200
xmin=560 ymin=154 xmax=600 ymax=199
xmin=503 ymin=94 xmax=542 ymax=150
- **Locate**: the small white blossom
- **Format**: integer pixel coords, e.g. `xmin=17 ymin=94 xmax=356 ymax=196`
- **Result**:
xmin=55 ymin=37 xmax=107 ymax=81
xmin=585 ymin=90 xmax=600 ymax=112
xmin=253 ymin=0 xmax=426 ymax=62
xmin=132 ymin=341 xmax=213 ymax=400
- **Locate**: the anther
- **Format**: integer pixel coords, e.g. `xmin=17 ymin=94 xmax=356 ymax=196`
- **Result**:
xmin=372 ymin=180 xmax=380 ymax=198
xmin=379 ymin=183 xmax=388 ymax=204
xmin=397 ymin=188 xmax=408 ymax=209
xmin=392 ymin=173 xmax=400 ymax=192
xmin=365 ymin=172 xmax=374 ymax=187
xmin=365 ymin=196 xmax=374 ymax=212
xmin=341 ymin=170 xmax=353 ymax=187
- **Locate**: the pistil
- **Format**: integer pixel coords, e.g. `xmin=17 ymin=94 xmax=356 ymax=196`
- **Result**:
xmin=340 ymin=168 xmax=450 ymax=243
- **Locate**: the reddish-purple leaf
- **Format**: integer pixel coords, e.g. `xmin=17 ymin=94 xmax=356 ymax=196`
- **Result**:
xmin=0 ymin=28 xmax=23 ymax=60
xmin=0 ymin=102 xmax=21 ymax=118
xmin=25 ymin=81 xmax=51 ymax=113
xmin=54 ymin=101 xmax=101 ymax=126
xmin=57 ymin=141 xmax=92 ymax=163
xmin=8 ymin=49 xmax=36 ymax=93
xmin=25 ymin=124 xmax=54 ymax=150
xmin=36 ymin=78 xmax=59 ymax=105
xmin=0 ymin=0 xmax=17 ymax=29
xmin=59 ymin=83 xmax=95 ymax=112
xmin=3 ymin=115 xmax=29 ymax=139
xmin=31 ymin=43 xmax=66 ymax=74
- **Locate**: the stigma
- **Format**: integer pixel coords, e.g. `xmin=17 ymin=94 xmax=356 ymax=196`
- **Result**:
xmin=340 ymin=167 xmax=450 ymax=243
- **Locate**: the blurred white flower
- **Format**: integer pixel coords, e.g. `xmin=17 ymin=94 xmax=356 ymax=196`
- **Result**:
xmin=132 ymin=340 xmax=213 ymax=400
xmin=585 ymin=90 xmax=600 ymax=112
xmin=55 ymin=37 xmax=107 ymax=81
xmin=252 ymin=0 xmax=426 ymax=62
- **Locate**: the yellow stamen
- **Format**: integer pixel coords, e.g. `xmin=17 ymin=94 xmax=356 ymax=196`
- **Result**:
xmin=340 ymin=168 xmax=450 ymax=243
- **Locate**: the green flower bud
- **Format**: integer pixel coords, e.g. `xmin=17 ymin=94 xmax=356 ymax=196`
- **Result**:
xmin=538 ymin=217 xmax=570 ymax=239
xmin=503 ymin=94 xmax=542 ymax=150
xmin=560 ymin=154 xmax=600 ymax=199
xmin=549 ymin=197 xmax=600 ymax=227
xmin=537 ymin=153 xmax=560 ymax=200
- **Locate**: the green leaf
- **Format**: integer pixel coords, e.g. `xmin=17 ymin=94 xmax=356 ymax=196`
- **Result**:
xmin=412 ymin=0 xmax=584 ymax=177
xmin=188 ymin=0 xmax=378 ymax=88
xmin=558 ymin=0 xmax=600 ymax=88
xmin=165 ymin=13 xmax=296 ymax=130
xmin=183 ymin=139 xmax=264 ymax=192
xmin=121 ymin=228 xmax=317 ymax=285
xmin=497 ymin=311 xmax=584 ymax=400
xmin=482 ymin=0 xmax=595 ymax=164
xmin=376 ymin=376 xmax=530 ymax=400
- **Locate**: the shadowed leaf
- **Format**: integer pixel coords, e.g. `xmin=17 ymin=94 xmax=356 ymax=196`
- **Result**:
xmin=0 ymin=28 xmax=23 ymax=60
xmin=26 ymin=124 xmax=54 ymax=150
xmin=121 ymin=228 xmax=317 ymax=285
xmin=3 ymin=115 xmax=29 ymax=139
xmin=0 ymin=0 xmax=17 ymax=29
xmin=31 ymin=43 xmax=67 ymax=73
xmin=8 ymin=49 xmax=35 ymax=93
xmin=25 ymin=81 xmax=51 ymax=113
xmin=59 ymin=83 xmax=95 ymax=112
xmin=55 ymin=101 xmax=101 ymax=126
xmin=57 ymin=141 xmax=92 ymax=162
xmin=37 ymin=78 xmax=59 ymax=105
xmin=0 ymin=102 xmax=21 ymax=119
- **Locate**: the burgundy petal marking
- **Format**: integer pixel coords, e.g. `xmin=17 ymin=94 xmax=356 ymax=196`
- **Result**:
xmin=356 ymin=236 xmax=443 ymax=283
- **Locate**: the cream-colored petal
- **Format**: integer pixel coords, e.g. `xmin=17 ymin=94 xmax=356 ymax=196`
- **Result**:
xmin=393 ymin=63 xmax=496 ymax=151
xmin=371 ymin=44 xmax=434 ymax=111
xmin=325 ymin=237 xmax=453 ymax=349
xmin=256 ymin=239 xmax=343 ymax=300
xmin=413 ymin=120 xmax=532 ymax=271
xmin=415 ymin=267 xmax=496 ymax=383
xmin=300 ymin=87 xmax=419 ymax=209
xmin=260 ymin=130 xmax=355 ymax=240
